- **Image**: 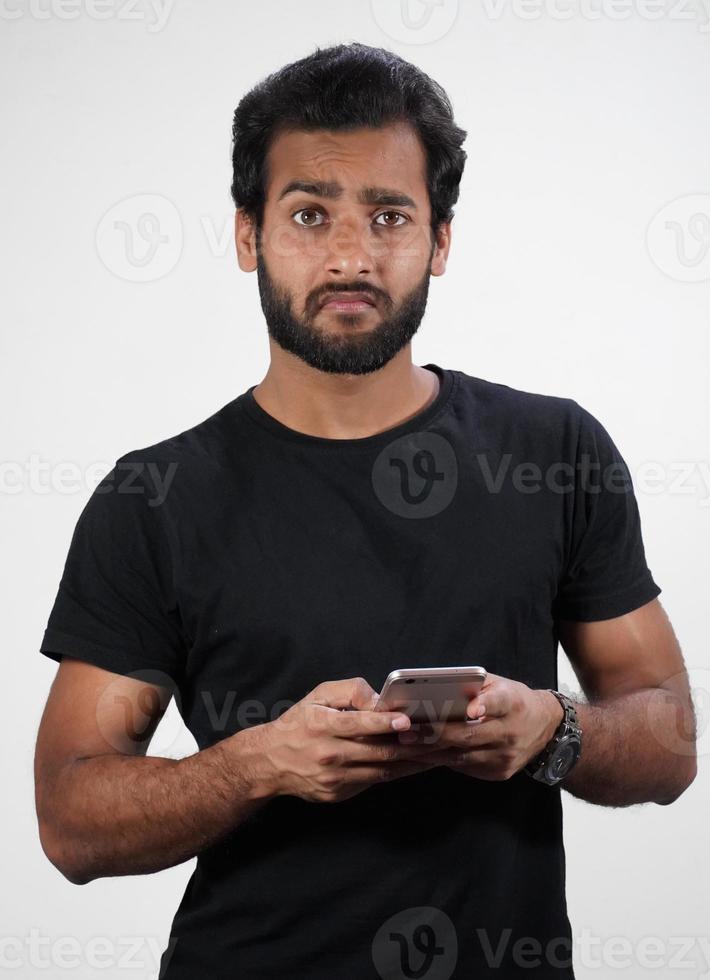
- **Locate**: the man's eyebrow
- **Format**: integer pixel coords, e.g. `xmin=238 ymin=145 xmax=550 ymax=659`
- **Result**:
xmin=277 ymin=180 xmax=417 ymax=210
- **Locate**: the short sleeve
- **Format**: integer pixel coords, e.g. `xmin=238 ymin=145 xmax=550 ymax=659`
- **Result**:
xmin=39 ymin=456 xmax=188 ymax=684
xmin=552 ymin=405 xmax=662 ymax=622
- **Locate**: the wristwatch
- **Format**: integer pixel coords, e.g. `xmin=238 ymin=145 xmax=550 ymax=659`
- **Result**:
xmin=523 ymin=690 xmax=582 ymax=786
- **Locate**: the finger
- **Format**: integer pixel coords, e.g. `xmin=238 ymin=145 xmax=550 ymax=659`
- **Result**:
xmin=357 ymin=731 xmax=448 ymax=749
xmin=343 ymin=736 xmax=451 ymax=763
xmin=309 ymin=676 xmax=379 ymax=711
xmin=464 ymin=694 xmax=488 ymax=720
xmin=418 ymin=747 xmax=487 ymax=769
xmin=396 ymin=704 xmax=490 ymax=740
xmin=397 ymin=718 xmax=500 ymax=750
xmin=346 ymin=758 xmax=441 ymax=784
xmin=468 ymin=686 xmax=510 ymax=720
xmin=421 ymin=748 xmax=471 ymax=766
xmin=307 ymin=703 xmax=412 ymax=737
xmin=397 ymin=719 xmax=482 ymax=739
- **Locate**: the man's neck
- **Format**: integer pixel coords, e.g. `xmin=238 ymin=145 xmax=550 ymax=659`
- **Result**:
xmin=251 ymin=351 xmax=440 ymax=441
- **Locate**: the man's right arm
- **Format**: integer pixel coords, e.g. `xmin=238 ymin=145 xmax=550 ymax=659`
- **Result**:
xmin=34 ymin=657 xmax=276 ymax=885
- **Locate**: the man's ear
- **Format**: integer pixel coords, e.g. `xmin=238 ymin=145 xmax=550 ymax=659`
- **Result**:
xmin=430 ymin=221 xmax=452 ymax=277
xmin=235 ymin=208 xmax=257 ymax=272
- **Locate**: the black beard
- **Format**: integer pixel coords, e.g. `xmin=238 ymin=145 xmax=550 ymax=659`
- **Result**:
xmin=255 ymin=248 xmax=433 ymax=376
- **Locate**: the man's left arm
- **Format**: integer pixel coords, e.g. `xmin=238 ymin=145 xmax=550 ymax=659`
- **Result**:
xmin=548 ymin=596 xmax=697 ymax=806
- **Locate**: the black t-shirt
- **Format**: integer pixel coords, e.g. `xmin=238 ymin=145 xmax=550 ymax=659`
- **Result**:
xmin=39 ymin=363 xmax=661 ymax=979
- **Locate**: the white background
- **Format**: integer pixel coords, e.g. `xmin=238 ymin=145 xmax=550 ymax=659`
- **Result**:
xmin=2 ymin=0 xmax=709 ymax=977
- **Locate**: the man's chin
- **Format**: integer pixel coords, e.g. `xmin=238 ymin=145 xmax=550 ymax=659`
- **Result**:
xmin=317 ymin=312 xmax=381 ymax=334
xmin=268 ymin=332 xmax=399 ymax=375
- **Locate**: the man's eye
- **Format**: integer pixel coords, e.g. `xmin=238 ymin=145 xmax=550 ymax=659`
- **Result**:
xmin=293 ymin=208 xmax=325 ymax=227
xmin=374 ymin=211 xmax=408 ymax=227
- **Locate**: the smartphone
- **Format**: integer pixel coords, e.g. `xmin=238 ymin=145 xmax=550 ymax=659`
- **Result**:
xmin=374 ymin=666 xmax=487 ymax=723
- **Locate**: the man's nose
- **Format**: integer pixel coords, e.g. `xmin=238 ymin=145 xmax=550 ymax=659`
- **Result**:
xmin=321 ymin=217 xmax=379 ymax=276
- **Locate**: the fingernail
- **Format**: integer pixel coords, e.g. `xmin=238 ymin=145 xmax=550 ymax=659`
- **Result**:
xmin=391 ymin=715 xmax=410 ymax=730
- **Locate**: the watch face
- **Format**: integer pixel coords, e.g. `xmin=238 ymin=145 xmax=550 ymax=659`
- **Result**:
xmin=546 ymin=736 xmax=581 ymax=782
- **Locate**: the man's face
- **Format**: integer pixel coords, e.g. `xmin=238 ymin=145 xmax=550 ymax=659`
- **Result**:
xmin=239 ymin=122 xmax=449 ymax=376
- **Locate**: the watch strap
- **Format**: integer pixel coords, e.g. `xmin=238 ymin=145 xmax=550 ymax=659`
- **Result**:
xmin=523 ymin=689 xmax=582 ymax=780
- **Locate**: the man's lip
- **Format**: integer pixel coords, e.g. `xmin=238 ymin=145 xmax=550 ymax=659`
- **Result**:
xmin=320 ymin=293 xmax=376 ymax=308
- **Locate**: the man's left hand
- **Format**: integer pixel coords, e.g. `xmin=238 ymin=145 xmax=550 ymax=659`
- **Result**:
xmin=398 ymin=673 xmax=564 ymax=781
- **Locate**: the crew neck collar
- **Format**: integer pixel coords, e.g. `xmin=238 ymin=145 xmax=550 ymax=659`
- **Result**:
xmin=236 ymin=363 xmax=456 ymax=451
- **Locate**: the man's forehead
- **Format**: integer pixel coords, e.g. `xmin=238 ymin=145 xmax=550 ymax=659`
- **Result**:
xmin=265 ymin=124 xmax=427 ymax=201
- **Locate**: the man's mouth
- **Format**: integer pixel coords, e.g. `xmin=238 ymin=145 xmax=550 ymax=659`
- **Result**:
xmin=320 ymin=292 xmax=376 ymax=312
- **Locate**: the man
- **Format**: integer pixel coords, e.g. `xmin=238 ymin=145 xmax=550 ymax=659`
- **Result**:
xmin=35 ymin=42 xmax=696 ymax=980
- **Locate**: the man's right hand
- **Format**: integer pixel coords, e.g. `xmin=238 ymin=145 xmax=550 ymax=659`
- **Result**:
xmin=238 ymin=677 xmax=442 ymax=804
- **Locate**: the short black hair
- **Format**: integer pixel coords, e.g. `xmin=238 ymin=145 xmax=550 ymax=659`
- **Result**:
xmin=230 ymin=41 xmax=468 ymax=240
